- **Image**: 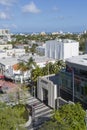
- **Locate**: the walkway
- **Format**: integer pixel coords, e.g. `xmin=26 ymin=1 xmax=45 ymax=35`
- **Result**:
xmin=25 ymin=96 xmax=53 ymax=130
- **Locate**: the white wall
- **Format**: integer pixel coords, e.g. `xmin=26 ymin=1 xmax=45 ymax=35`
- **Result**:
xmin=0 ymin=52 xmax=6 ymax=58
xmin=37 ymin=60 xmax=55 ymax=68
xmin=37 ymin=77 xmax=57 ymax=108
xmin=64 ymin=42 xmax=79 ymax=59
xmin=0 ymin=48 xmax=25 ymax=58
xmin=45 ymin=40 xmax=79 ymax=60
xmin=0 ymin=44 xmax=12 ymax=50
xmin=6 ymin=48 xmax=25 ymax=56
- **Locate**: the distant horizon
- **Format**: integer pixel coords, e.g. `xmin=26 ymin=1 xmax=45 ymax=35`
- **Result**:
xmin=11 ymin=30 xmax=85 ymax=35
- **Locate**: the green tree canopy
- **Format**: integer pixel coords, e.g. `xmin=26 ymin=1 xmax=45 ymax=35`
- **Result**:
xmin=39 ymin=103 xmax=86 ymax=130
xmin=32 ymin=66 xmax=43 ymax=82
xmin=0 ymin=102 xmax=27 ymax=130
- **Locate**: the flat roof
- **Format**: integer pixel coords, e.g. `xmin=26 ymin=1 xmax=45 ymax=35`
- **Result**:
xmin=18 ymin=54 xmax=55 ymax=63
xmin=46 ymin=39 xmax=78 ymax=44
xmin=0 ymin=54 xmax=55 ymax=66
xmin=0 ymin=57 xmax=18 ymax=66
xmin=66 ymin=54 xmax=87 ymax=71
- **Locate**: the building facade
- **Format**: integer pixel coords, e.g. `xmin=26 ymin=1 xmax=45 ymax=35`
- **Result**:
xmin=0 ymin=29 xmax=11 ymax=42
xmin=36 ymin=44 xmax=46 ymax=56
xmin=37 ymin=54 xmax=87 ymax=109
xmin=45 ymin=39 xmax=79 ymax=60
xmin=59 ymin=54 xmax=87 ymax=107
xmin=37 ymin=75 xmax=58 ymax=109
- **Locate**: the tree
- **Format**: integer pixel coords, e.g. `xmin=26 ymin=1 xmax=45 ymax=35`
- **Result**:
xmin=17 ymin=62 xmax=28 ymax=72
xmin=30 ymin=44 xmax=38 ymax=55
xmin=17 ymin=62 xmax=28 ymax=77
xmin=31 ymin=60 xmax=65 ymax=83
xmin=32 ymin=66 xmax=43 ymax=83
xmin=26 ymin=57 xmax=36 ymax=70
xmin=53 ymin=60 xmax=65 ymax=74
xmin=24 ymin=46 xmax=30 ymax=53
xmin=0 ymin=102 xmax=27 ymax=130
xmin=39 ymin=103 xmax=86 ymax=130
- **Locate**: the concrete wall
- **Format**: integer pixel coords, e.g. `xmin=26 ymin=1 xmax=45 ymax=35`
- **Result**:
xmin=37 ymin=77 xmax=57 ymax=109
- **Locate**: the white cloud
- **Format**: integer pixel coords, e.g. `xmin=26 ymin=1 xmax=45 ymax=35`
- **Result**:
xmin=22 ymin=2 xmax=41 ymax=13
xmin=0 ymin=0 xmax=16 ymax=6
xmin=0 ymin=12 xmax=9 ymax=19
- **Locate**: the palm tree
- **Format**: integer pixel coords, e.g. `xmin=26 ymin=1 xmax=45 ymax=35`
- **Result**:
xmin=26 ymin=57 xmax=36 ymax=70
xmin=17 ymin=57 xmax=36 ymax=83
xmin=24 ymin=46 xmax=30 ymax=53
xmin=26 ymin=57 xmax=36 ymax=81
xmin=17 ymin=62 xmax=28 ymax=83
xmin=17 ymin=62 xmax=28 ymax=72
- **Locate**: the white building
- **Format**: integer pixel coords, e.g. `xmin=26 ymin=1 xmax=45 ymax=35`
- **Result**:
xmin=0 ymin=48 xmax=25 ymax=58
xmin=6 ymin=48 xmax=25 ymax=57
xmin=0 ymin=29 xmax=11 ymax=42
xmin=45 ymin=39 xmax=79 ymax=60
xmin=0 ymin=44 xmax=12 ymax=50
xmin=0 ymin=57 xmax=30 ymax=83
xmin=0 ymin=54 xmax=55 ymax=83
xmin=36 ymin=44 xmax=46 ymax=56
xmin=19 ymin=54 xmax=55 ymax=68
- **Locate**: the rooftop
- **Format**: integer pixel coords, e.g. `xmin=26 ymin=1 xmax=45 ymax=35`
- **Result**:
xmin=0 ymin=54 xmax=55 ymax=67
xmin=66 ymin=54 xmax=87 ymax=71
xmin=0 ymin=57 xmax=18 ymax=66
xmin=46 ymin=39 xmax=78 ymax=44
xmin=18 ymin=54 xmax=55 ymax=63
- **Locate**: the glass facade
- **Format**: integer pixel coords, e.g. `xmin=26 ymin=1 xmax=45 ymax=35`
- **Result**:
xmin=59 ymin=68 xmax=87 ymax=103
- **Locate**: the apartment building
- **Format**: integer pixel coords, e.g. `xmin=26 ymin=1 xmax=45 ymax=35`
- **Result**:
xmin=45 ymin=39 xmax=79 ymax=60
xmin=59 ymin=54 xmax=87 ymax=106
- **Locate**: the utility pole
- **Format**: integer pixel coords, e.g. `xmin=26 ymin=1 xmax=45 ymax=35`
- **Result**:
xmin=33 ymin=86 xmax=35 ymax=97
xmin=72 ymin=68 xmax=74 ymax=102
xmin=46 ymin=60 xmax=49 ymax=80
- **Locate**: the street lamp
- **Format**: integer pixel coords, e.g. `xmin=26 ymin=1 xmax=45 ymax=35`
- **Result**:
xmin=72 ymin=68 xmax=74 ymax=102
xmin=46 ymin=60 xmax=49 ymax=80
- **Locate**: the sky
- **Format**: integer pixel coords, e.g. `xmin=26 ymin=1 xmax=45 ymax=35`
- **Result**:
xmin=0 ymin=0 xmax=87 ymax=33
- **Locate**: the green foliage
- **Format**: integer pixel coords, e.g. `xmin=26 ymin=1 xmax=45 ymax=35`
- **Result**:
xmin=17 ymin=62 xmax=28 ymax=72
xmin=8 ymin=33 xmax=87 ymax=52
xmin=17 ymin=57 xmax=36 ymax=78
xmin=24 ymin=46 xmax=30 ymax=53
xmin=0 ymin=102 xmax=27 ymax=130
xmin=30 ymin=44 xmax=38 ymax=54
xmin=32 ymin=66 xmax=43 ymax=82
xmin=32 ymin=60 xmax=65 ymax=83
xmin=27 ymin=57 xmax=36 ymax=70
xmin=53 ymin=103 xmax=86 ymax=130
xmin=13 ymin=104 xmax=29 ymax=121
xmin=39 ymin=103 xmax=86 ymax=130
